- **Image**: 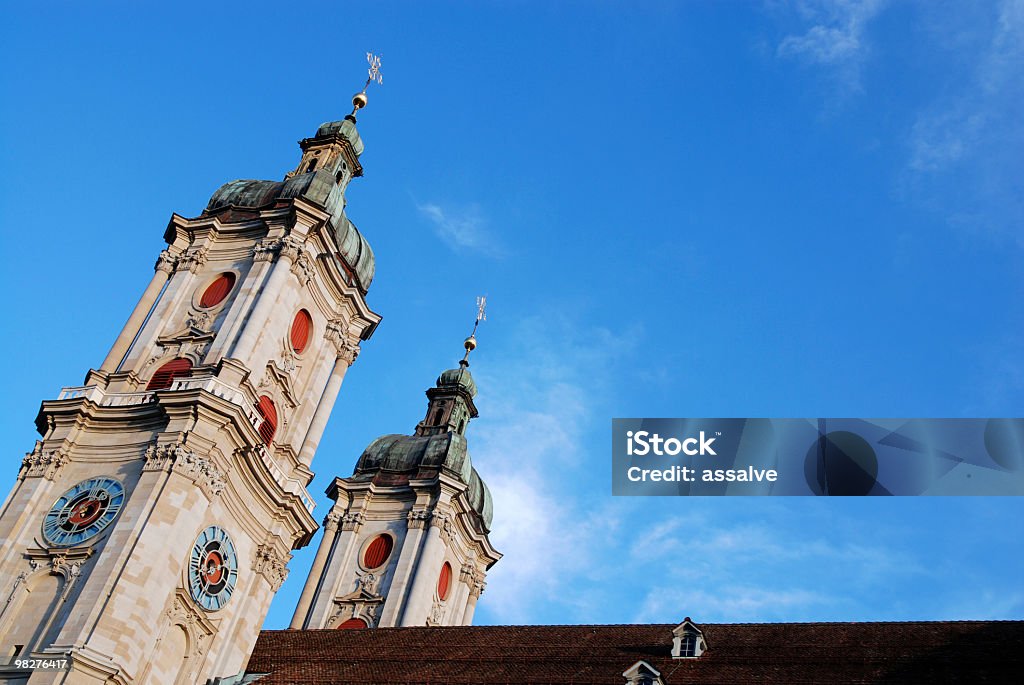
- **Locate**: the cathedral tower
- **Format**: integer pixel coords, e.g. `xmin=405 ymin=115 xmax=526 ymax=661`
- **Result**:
xmin=0 ymin=101 xmax=381 ymax=683
xmin=290 ymin=337 xmax=500 ymax=630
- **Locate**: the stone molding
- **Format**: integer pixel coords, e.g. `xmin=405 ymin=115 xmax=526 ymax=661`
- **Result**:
xmin=322 ymin=509 xmax=343 ymax=530
xmin=154 ymin=249 xmax=178 ymax=274
xmin=20 ymin=441 xmax=70 ymax=481
xmin=325 ymin=320 xmax=360 ymax=366
xmin=328 ymin=599 xmax=381 ymax=629
xmin=340 ymin=510 xmax=365 ymax=532
xmin=406 ymin=508 xmax=432 ymax=530
xmin=290 ymin=250 xmax=315 ymax=284
xmin=143 ymin=442 xmax=227 ymax=498
xmin=431 ymin=511 xmax=455 ymax=544
xmin=176 ymin=246 xmax=209 ymax=273
xmin=254 ymin=235 xmax=304 ymax=263
xmin=253 ymin=544 xmax=291 ymax=592
xmin=164 ymin=589 xmax=216 ymax=658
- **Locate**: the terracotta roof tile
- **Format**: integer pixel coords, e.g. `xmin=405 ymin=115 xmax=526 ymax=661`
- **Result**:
xmin=249 ymin=621 xmax=1023 ymax=684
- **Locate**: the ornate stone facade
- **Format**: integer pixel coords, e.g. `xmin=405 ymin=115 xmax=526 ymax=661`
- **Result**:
xmin=0 ymin=113 xmax=381 ymax=685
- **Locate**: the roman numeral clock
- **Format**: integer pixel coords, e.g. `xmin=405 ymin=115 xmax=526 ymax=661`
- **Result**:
xmin=42 ymin=477 xmax=126 ymax=547
xmin=188 ymin=526 xmax=239 ymax=612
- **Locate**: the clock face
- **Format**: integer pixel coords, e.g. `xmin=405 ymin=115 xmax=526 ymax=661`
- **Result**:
xmin=188 ymin=526 xmax=238 ymax=611
xmin=42 ymin=477 xmax=125 ymax=547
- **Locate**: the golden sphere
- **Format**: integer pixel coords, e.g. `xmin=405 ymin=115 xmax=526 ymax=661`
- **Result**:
xmin=464 ymin=335 xmax=477 ymax=352
xmin=352 ymin=91 xmax=368 ymax=110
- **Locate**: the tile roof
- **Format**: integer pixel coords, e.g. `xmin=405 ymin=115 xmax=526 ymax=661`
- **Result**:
xmin=249 ymin=621 xmax=1023 ymax=684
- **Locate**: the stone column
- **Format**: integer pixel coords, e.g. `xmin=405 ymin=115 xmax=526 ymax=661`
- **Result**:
xmin=461 ymin=574 xmax=485 ymax=625
xmin=100 ymin=250 xmax=176 ymax=372
xmin=305 ymin=510 xmax=364 ymax=629
xmin=290 ymin=510 xmax=342 ymax=628
xmin=229 ymin=236 xmax=300 ymax=363
xmin=378 ymin=509 xmax=429 ymax=627
xmin=398 ymin=512 xmax=450 ymax=626
xmin=298 ymin=326 xmax=359 ymax=466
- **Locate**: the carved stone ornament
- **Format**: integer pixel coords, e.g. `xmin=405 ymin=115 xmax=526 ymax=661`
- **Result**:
xmin=143 ymin=442 xmax=227 ymax=498
xmin=254 ymin=236 xmax=304 ymax=263
xmin=184 ymin=310 xmax=212 ymax=331
xmin=428 ymin=600 xmax=446 ymax=626
xmin=431 ymin=511 xmax=455 ymax=543
xmin=176 ymin=246 xmax=209 ymax=274
xmin=406 ymin=508 xmax=432 ymax=529
xmin=329 ymin=599 xmax=381 ymax=629
xmin=21 ymin=442 xmax=70 ymax=481
xmin=164 ymin=590 xmax=215 ymax=658
xmin=341 ymin=510 xmax=365 ymax=532
xmin=154 ymin=249 xmax=178 ymax=274
xmin=323 ymin=509 xmax=343 ymax=530
xmin=355 ymin=570 xmax=381 ymax=595
xmin=325 ymin=320 xmax=360 ymax=366
xmin=470 ymin=572 xmax=487 ymax=599
xmin=290 ymin=250 xmax=315 ymax=283
xmin=253 ymin=544 xmax=291 ymax=592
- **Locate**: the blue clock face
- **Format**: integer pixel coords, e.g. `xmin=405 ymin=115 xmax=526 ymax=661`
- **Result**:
xmin=42 ymin=477 xmax=125 ymax=547
xmin=188 ymin=526 xmax=238 ymax=611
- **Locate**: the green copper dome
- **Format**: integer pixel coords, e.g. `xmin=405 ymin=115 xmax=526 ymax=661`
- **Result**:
xmin=437 ymin=365 xmax=477 ymax=398
xmin=352 ymin=432 xmax=493 ymax=530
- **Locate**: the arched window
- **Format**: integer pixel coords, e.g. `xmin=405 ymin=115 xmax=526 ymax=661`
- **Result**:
xmin=437 ymin=562 xmax=452 ymax=601
xmin=199 ymin=273 xmax=236 ymax=308
xmin=290 ymin=309 xmax=312 ymax=354
xmin=147 ymin=358 xmax=193 ymax=391
xmin=306 ymin=158 xmax=318 ymax=172
xmin=337 ymin=617 xmax=368 ymax=630
xmin=256 ymin=396 xmax=277 ymax=444
xmin=362 ymin=534 xmax=393 ymax=570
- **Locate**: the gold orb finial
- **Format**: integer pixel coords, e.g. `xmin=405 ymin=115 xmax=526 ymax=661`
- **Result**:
xmin=464 ymin=335 xmax=478 ymax=352
xmin=350 ymin=52 xmax=383 ymax=117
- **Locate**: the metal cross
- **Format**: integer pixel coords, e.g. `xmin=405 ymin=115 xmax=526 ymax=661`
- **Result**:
xmin=476 ymin=296 xmax=487 ymax=324
xmin=364 ymin=52 xmax=383 ymax=91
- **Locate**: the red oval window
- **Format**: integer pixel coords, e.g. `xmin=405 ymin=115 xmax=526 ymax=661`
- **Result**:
xmin=199 ymin=273 xmax=236 ymax=308
xmin=147 ymin=358 xmax=193 ymax=391
xmin=362 ymin=534 xmax=393 ymax=570
xmin=437 ymin=562 xmax=452 ymax=601
xmin=290 ymin=309 xmax=312 ymax=353
xmin=256 ymin=395 xmax=277 ymax=444
xmin=337 ymin=617 xmax=368 ymax=630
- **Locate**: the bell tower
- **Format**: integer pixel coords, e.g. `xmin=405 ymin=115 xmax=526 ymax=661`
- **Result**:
xmin=0 ymin=80 xmax=382 ymax=684
xmin=290 ymin=329 xmax=500 ymax=630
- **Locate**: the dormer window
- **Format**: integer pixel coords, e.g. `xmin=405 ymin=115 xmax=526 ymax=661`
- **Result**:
xmin=622 ymin=660 xmax=663 ymax=685
xmin=671 ymin=617 xmax=707 ymax=658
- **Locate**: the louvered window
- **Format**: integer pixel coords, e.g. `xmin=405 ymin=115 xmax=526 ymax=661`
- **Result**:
xmin=256 ymin=395 xmax=277 ymax=444
xmin=437 ymin=562 xmax=452 ymax=601
xmin=146 ymin=358 xmax=193 ymax=391
xmin=199 ymin=273 xmax=236 ymax=308
xmin=362 ymin=534 xmax=393 ymax=570
xmin=290 ymin=309 xmax=312 ymax=353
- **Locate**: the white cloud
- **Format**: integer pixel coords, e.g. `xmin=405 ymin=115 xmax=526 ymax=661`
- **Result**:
xmin=417 ymin=202 xmax=503 ymax=255
xmin=777 ymin=0 xmax=888 ymax=92
xmin=905 ymin=0 xmax=1024 ymax=240
xmin=469 ymin=315 xmax=635 ymax=623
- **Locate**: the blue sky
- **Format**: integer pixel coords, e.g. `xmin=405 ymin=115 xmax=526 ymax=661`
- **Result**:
xmin=1 ymin=2 xmax=1021 ymax=628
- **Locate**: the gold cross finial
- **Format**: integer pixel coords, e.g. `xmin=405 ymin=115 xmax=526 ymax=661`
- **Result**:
xmin=351 ymin=52 xmax=383 ymax=116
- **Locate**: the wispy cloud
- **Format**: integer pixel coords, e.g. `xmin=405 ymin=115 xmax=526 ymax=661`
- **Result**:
xmin=470 ymin=315 xmax=636 ymax=623
xmin=776 ymin=0 xmax=888 ymax=93
xmin=417 ymin=202 xmax=503 ymax=256
xmin=904 ymin=0 xmax=1024 ymax=242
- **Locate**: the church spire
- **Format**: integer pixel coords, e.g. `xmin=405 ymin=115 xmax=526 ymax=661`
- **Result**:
xmin=417 ymin=298 xmax=487 ymax=437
